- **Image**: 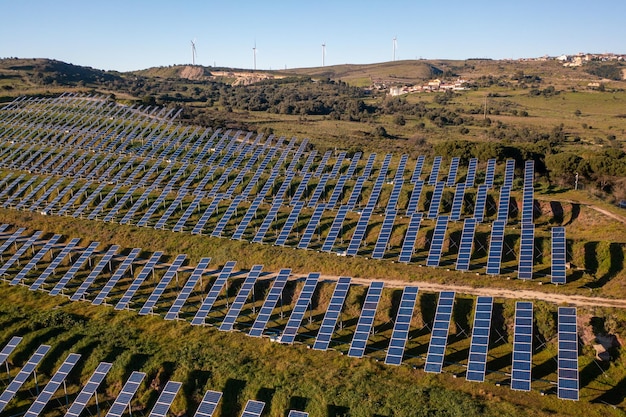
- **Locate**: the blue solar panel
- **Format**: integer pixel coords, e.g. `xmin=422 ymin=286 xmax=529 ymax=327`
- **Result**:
xmin=102 ymin=184 xmax=140 ymax=222
xmin=361 ymin=153 xmax=377 ymax=179
xmin=466 ymin=296 xmax=493 ymax=382
xmin=521 ymin=185 xmax=534 ymax=225
xmin=211 ymin=196 xmax=245 ymax=238
xmin=406 ymin=180 xmax=424 ymax=215
xmin=28 ymin=177 xmax=66 ymax=212
xmin=424 ymin=291 xmax=455 ymax=374
xmin=248 ymin=269 xmax=291 ymax=337
xmin=274 ymin=201 xmax=305 ymax=246
xmin=252 ymin=199 xmax=283 ymax=243
xmin=136 ymin=189 xmax=170 ymax=227
xmin=344 ymin=152 xmax=361 ymax=178
xmin=165 ymin=257 xmax=211 ymax=320
xmin=290 ymin=173 xmax=312 ymax=203
xmin=345 ymin=176 xmax=366 ymax=210
xmin=484 ymin=159 xmax=496 ymax=188
xmin=193 ymin=390 xmax=222 ymax=417
xmin=446 ymin=157 xmax=460 ymax=187
xmin=153 ymin=193 xmax=186 ymax=229
xmin=57 ymin=180 xmax=94 ymax=216
xmin=10 ymin=234 xmax=62 ymax=285
xmin=312 ymin=277 xmax=351 ymax=351
xmin=427 ymin=182 xmax=445 ymax=219
xmin=0 ymin=228 xmax=27 ymax=257
xmin=503 ymin=159 xmax=515 ymax=188
xmin=371 ymin=209 xmax=397 ymax=260
xmin=313 ymin=150 xmax=332 ymax=177
xmin=64 ymin=362 xmax=113 ymax=417
xmin=496 ymin=186 xmax=511 ymax=222
xmin=300 ymin=151 xmax=317 ymax=174
xmin=307 ymin=174 xmax=330 ymax=207
xmin=518 ymin=224 xmax=534 ymax=280
xmin=220 ymin=265 xmax=264 ymax=331
xmin=24 ymin=353 xmax=81 ymax=417
xmin=105 ymin=371 xmax=146 ymax=417
xmin=465 ymin=158 xmax=478 ymax=188
xmin=485 ymin=220 xmax=506 ymax=275
xmin=92 ymin=248 xmax=142 ymax=306
xmin=0 ymin=344 xmax=51 ymax=413
xmin=321 ymin=205 xmax=350 ymax=252
xmin=386 ymin=179 xmax=403 ymax=212
xmin=241 ymin=400 xmax=265 ymax=417
xmin=280 ymin=273 xmax=319 ymax=344
xmin=398 ymin=212 xmax=423 ymax=263
xmin=72 ymin=182 xmax=107 ymax=218
xmin=551 ymin=227 xmax=567 ymax=284
xmin=347 ymin=281 xmax=384 ymax=358
xmin=0 ymin=230 xmax=43 ymax=276
xmin=384 ymin=286 xmax=418 ymax=365
xmin=346 ymin=206 xmax=374 ymax=256
xmin=297 ymin=204 xmax=326 ymax=249
xmin=48 ymin=242 xmax=100 ymax=296
xmin=426 ymin=216 xmax=449 ymax=267
xmin=455 ymin=218 xmax=477 ymax=271
xmin=232 ymin=196 xmax=264 ymax=240
xmin=449 ymin=182 xmax=466 ymax=221
xmin=191 ymin=197 xmax=222 ymax=235
xmin=394 ymin=154 xmax=408 ymax=183
xmin=557 ymin=307 xmax=579 ymax=400
xmin=147 ymin=380 xmax=182 ymax=417
xmin=511 ymin=301 xmax=533 ymax=391
xmin=139 ymin=254 xmax=187 ymax=315
xmin=114 ymin=251 xmax=163 ymax=310
xmin=0 ymin=336 xmax=22 ymax=368
xmin=428 ymin=156 xmax=442 ymax=185
xmin=70 ymin=245 xmax=120 ymax=301
xmin=473 ymin=184 xmax=488 ymax=223
xmin=192 ymin=261 xmax=236 ymax=325
xmin=329 ymin=152 xmax=346 ymax=177
xmin=287 ymin=411 xmax=309 ymax=417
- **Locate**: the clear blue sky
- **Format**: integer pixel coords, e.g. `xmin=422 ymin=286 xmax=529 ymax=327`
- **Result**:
xmin=2 ymin=0 xmax=625 ymax=72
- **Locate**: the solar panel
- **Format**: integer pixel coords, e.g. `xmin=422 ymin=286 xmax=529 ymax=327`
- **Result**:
xmin=313 ymin=150 xmax=332 ymax=177
xmin=251 ymin=199 xmax=283 ymax=243
xmin=241 ymin=400 xmax=265 ymax=417
xmin=446 ymin=157 xmax=460 ymax=187
xmin=466 ymin=296 xmax=493 ymax=382
xmin=91 ymin=248 xmax=142 ymax=306
xmin=405 ymin=180 xmax=423 ymax=215
xmin=496 ymin=186 xmax=511 ymax=222
xmin=23 ymin=353 xmax=81 ymax=417
xmin=86 ymin=183 xmax=122 ymax=220
xmin=485 ymin=220 xmax=506 ymax=275
xmin=191 ymin=261 xmax=237 ymax=325
xmin=114 ymin=251 xmax=163 ymax=310
xmin=49 ymin=242 xmax=100 ymax=296
xmin=297 ymin=204 xmax=326 ymax=249
xmin=326 ymin=175 xmax=348 ymax=209
xmin=29 ymin=237 xmax=81 ymax=290
xmin=0 ymin=230 xmax=43 ymax=276
xmin=136 ymin=189 xmax=170 ymax=227
xmin=521 ymin=183 xmax=534 ymax=225
xmin=192 ymin=197 xmax=222 ymax=235
xmin=347 ymin=281 xmax=384 ymax=358
xmin=0 ymin=344 xmax=50 ymax=413
xmin=173 ymin=195 xmax=203 ymax=232
xmin=274 ymin=201 xmax=305 ymax=246
xmin=70 ymin=245 xmax=120 ymax=301
xmin=0 ymin=336 xmax=22 ymax=367
xmin=0 ymin=228 xmax=27 ymax=257
xmin=361 ymin=153 xmax=376 ymax=178
xmin=72 ymin=182 xmax=107 ymax=218
xmin=427 ymin=182 xmax=445 ymax=219
xmin=273 ymin=171 xmax=295 ymax=200
xmin=473 ymin=184 xmax=488 ymax=222
xmin=345 ymin=206 xmax=374 ymax=256
xmin=165 ymin=257 xmax=211 ymax=320
xmin=551 ymin=227 xmax=567 ymax=284
xmin=152 ymin=193 xmax=186 ymax=229
xmin=345 ymin=176 xmax=366 ymax=210
xmin=511 ymin=302 xmax=533 ymax=391
xmin=102 ymin=184 xmax=140 ymax=222
xmin=219 ymin=265 xmax=264 ymax=331
xmin=329 ymin=152 xmax=346 ymax=177
xmin=287 ymin=411 xmax=309 ymax=417
xmin=384 ymin=286 xmax=418 ymax=365
xmin=321 ymin=205 xmax=350 ymax=252
xmin=503 ymin=159 xmax=515 ymax=188
xmin=518 ymin=224 xmax=534 ymax=280
xmin=147 ymin=380 xmax=182 ymax=417
xmin=312 ymin=276 xmax=351 ymax=351
xmin=307 ymin=174 xmax=330 ymax=207
xmin=465 ymin=158 xmax=478 ymax=188
xmin=386 ymin=179 xmax=403 ymax=211
xmin=10 ymin=234 xmax=62 ymax=285
xmin=248 ymin=269 xmax=291 ymax=337
xmin=193 ymin=390 xmax=222 ymax=417
xmin=371 ymin=209 xmax=397 ymax=260
xmin=64 ymin=361 xmax=112 ymax=417
xmin=57 ymin=180 xmax=93 ymax=216
xmin=28 ymin=177 xmax=66 ymax=212
xmin=211 ymin=196 xmax=245 ymax=238
xmin=484 ymin=158 xmax=496 ymax=188
xmin=299 ymin=151 xmax=317 ymax=174
xmin=105 ymin=371 xmax=146 ymax=417
xmin=449 ymin=182 xmax=466 ymax=221
xmin=424 ymin=291 xmax=455 ymax=373
xmin=232 ymin=196 xmax=264 ymax=240
xmin=398 ymin=212 xmax=423 ymax=263
xmin=557 ymin=307 xmax=579 ymax=401
xmin=455 ymin=218 xmax=477 ymax=271
xmin=426 ymin=216 xmax=449 ymax=267
xmin=428 ymin=156 xmax=442 ymax=185
xmin=3 ymin=176 xmax=43 ymax=209
xmin=139 ymin=254 xmax=187 ymax=315
xmin=280 ymin=273 xmax=319 ymax=344
xmin=290 ymin=173 xmax=312 ymax=202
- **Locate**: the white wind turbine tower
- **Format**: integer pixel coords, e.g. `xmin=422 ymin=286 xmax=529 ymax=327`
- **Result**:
xmin=191 ymin=39 xmax=197 ymax=65
xmin=322 ymin=42 xmax=326 ymax=67
xmin=392 ymin=36 xmax=397 ymax=61
xmin=252 ymin=41 xmax=257 ymax=71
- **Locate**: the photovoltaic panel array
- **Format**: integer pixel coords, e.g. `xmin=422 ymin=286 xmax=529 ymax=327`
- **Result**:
xmin=511 ymin=302 xmax=533 ymax=391
xmin=193 ymin=390 xmax=222 ymax=417
xmin=503 ymin=159 xmax=515 ymax=188
xmin=211 ymin=196 xmax=245 ymax=237
xmin=384 ymin=286 xmax=418 ymax=365
xmin=105 ymin=371 xmax=146 ymax=417
xmin=557 ymin=307 xmax=579 ymax=400
xmin=192 ymin=261 xmax=236 ymax=326
xmin=280 ymin=273 xmax=319 ymax=344
xmin=139 ymin=254 xmax=187 ymax=315
xmin=484 ymin=158 xmax=496 ymax=188
xmin=465 ymin=296 xmax=493 ymax=382
xmin=165 ymin=257 xmax=211 ymax=320
xmin=551 ymin=227 xmax=567 ymax=284
xmin=274 ymin=201 xmax=304 ymax=246
xmin=321 ymin=205 xmax=350 ymax=252
xmin=345 ymin=206 xmax=374 ymax=256
xmin=473 ymin=184 xmax=488 ymax=222
xmin=288 ymin=411 xmax=309 ymax=417
xmin=427 ymin=182 xmax=445 ymax=219
xmin=64 ymin=362 xmax=113 ymax=417
xmin=0 ymin=344 xmax=51 ymax=413
xmin=406 ymin=180 xmax=423 ymax=215
xmin=10 ymin=234 xmax=62 ymax=285
xmin=241 ymin=400 xmax=265 ymax=417
xmin=91 ymin=247 xmax=142 ymax=306
xmin=446 ymin=157 xmax=460 ymax=187
xmin=398 ymin=213 xmax=422 ymax=263
xmin=48 ymin=241 xmax=100 ymax=296
xmin=29 ymin=238 xmax=81 ymax=291
xmin=426 ymin=216 xmax=449 ymax=267
xmin=485 ymin=220 xmax=506 ymax=275
xmin=496 ymin=186 xmax=511 ymax=221
xmin=455 ymin=218 xmax=477 ymax=271
xmin=0 ymin=336 xmax=22 ymax=367
xmin=297 ymin=204 xmax=326 ymax=249
xmin=114 ymin=251 xmax=163 ymax=310
xmin=24 ymin=353 xmax=81 ymax=417
xmin=428 ymin=156 xmax=442 ymax=185
xmin=0 ymin=230 xmax=43 ymax=276
xmin=248 ymin=269 xmax=291 ymax=337
xmin=147 ymin=380 xmax=182 ymax=417
xmin=424 ymin=291 xmax=455 ymax=374
xmin=371 ymin=209 xmax=397 ymax=259
xmin=465 ymin=158 xmax=478 ymax=188
xmin=312 ymin=277 xmax=351 ymax=351
xmin=449 ymin=182 xmax=466 ymax=221
xmin=252 ymin=199 xmax=283 ymax=243
xmin=219 ymin=265 xmax=264 ymax=331
xmin=517 ymin=224 xmax=534 ymax=280
xmin=522 ymin=160 xmax=535 ymax=224
xmin=347 ymin=281 xmax=384 ymax=358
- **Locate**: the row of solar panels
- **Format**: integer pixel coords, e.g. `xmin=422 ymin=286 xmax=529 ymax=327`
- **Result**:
xmin=0 ymin=226 xmax=578 ymax=399
xmin=0 ymin=337 xmax=307 ymax=417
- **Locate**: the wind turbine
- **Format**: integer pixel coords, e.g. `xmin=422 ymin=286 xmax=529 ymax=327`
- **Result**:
xmin=392 ymin=36 xmax=397 ymax=61
xmin=322 ymin=42 xmax=326 ymax=67
xmin=191 ymin=39 xmax=197 ymax=65
xmin=252 ymin=41 xmax=257 ymax=71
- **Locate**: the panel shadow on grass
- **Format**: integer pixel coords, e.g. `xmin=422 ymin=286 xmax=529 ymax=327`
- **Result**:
xmin=221 ymin=378 xmax=247 ymax=417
